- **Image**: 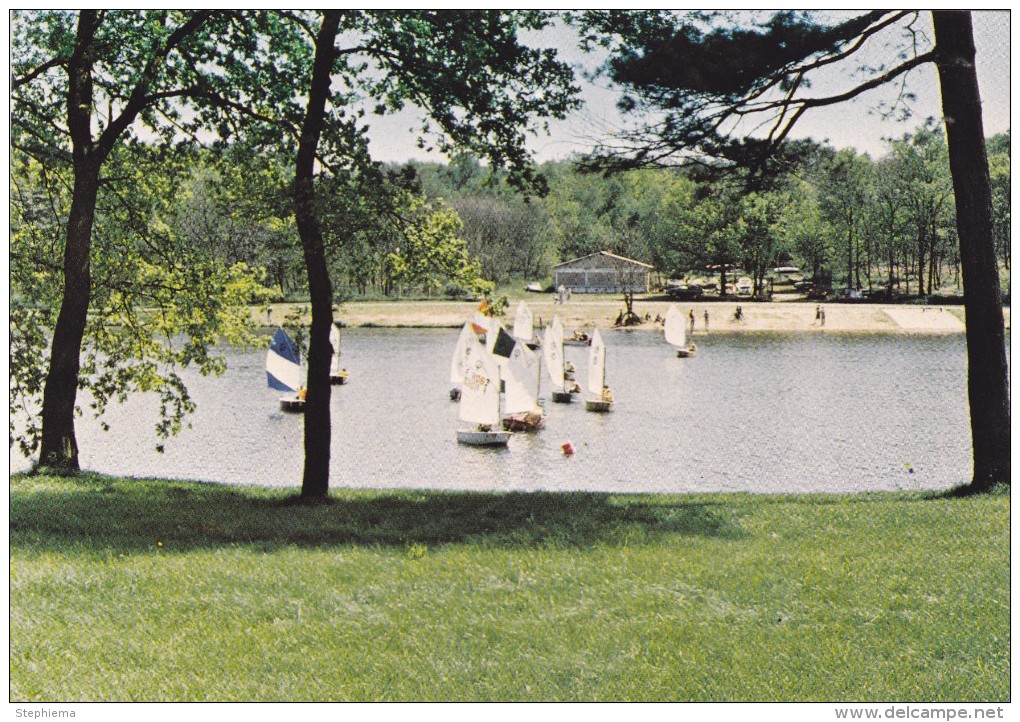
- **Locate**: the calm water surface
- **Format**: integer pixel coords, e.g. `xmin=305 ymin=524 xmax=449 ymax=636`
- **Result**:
xmin=13 ymin=329 xmax=993 ymax=493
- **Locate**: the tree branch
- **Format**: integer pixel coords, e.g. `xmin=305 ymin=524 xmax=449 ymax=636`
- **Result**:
xmin=12 ymin=56 xmax=69 ymax=89
xmin=97 ymin=10 xmax=216 ymax=157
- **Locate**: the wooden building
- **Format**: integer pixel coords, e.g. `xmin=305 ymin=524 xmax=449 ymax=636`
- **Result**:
xmin=552 ymin=251 xmax=653 ymax=294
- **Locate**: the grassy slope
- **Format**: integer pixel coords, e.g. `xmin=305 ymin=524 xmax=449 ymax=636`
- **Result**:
xmin=9 ymin=474 xmax=1009 ymax=702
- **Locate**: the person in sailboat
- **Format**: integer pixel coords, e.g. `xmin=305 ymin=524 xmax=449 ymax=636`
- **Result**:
xmin=298 ymin=387 xmax=307 ymax=401
xmin=601 ymin=386 xmax=613 ymax=403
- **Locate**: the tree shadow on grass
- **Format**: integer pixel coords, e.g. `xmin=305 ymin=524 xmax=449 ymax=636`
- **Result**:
xmin=10 ymin=475 xmax=745 ymax=554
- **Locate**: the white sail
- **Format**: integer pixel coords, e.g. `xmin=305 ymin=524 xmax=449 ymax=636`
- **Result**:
xmin=664 ymin=304 xmax=687 ymax=348
xmin=513 ymin=301 xmax=534 ymax=343
xmin=450 ymin=321 xmax=478 ymax=384
xmin=551 ymin=314 xmax=565 ymax=342
xmin=543 ymin=315 xmax=564 ymax=389
xmin=486 ymin=318 xmax=508 ymax=374
xmin=503 ymin=341 xmax=541 ymax=414
xmin=587 ymin=328 xmax=606 ymax=395
xmin=459 ymin=352 xmax=501 ymax=426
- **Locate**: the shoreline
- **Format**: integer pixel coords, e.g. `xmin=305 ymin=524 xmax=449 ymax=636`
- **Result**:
xmin=259 ymin=298 xmax=1010 ymax=335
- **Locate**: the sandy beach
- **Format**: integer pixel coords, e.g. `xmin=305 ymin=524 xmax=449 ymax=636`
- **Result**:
xmin=263 ymin=297 xmax=1009 ymax=335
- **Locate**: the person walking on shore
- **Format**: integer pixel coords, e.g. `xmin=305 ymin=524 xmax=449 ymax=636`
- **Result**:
xmin=704 ymin=310 xmax=709 ymax=332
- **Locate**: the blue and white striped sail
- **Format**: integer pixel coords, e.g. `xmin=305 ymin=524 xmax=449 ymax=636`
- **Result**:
xmin=267 ymin=328 xmax=303 ymax=392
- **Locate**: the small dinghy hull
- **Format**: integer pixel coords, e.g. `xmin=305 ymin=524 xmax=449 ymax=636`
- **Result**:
xmin=456 ymin=429 xmax=511 ymax=446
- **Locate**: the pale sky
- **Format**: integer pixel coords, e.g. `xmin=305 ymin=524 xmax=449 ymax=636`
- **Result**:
xmin=365 ymin=10 xmax=1011 ymax=164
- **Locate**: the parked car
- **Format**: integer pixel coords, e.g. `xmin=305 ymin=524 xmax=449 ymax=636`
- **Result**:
xmin=806 ymin=286 xmax=829 ymax=300
xmin=667 ymin=284 xmax=704 ymax=300
xmin=735 ymin=277 xmax=753 ymax=296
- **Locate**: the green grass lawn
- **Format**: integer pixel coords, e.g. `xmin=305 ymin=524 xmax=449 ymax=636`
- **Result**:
xmin=9 ymin=473 xmax=1009 ymax=702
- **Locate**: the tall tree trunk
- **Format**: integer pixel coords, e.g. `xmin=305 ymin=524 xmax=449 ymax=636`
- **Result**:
xmin=865 ymin=231 xmax=873 ymax=292
xmin=38 ymin=161 xmax=99 ymax=469
xmin=846 ymin=225 xmax=853 ymax=289
xmin=932 ymin=11 xmax=1010 ymax=490
xmin=294 ymin=11 xmax=341 ymax=500
xmin=887 ymin=217 xmax=897 ymax=299
xmin=38 ymin=11 xmax=101 ymax=471
xmin=916 ymin=218 xmax=926 ymax=296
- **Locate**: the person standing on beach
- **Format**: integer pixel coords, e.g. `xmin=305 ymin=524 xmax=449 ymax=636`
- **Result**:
xmin=688 ymin=310 xmax=695 ymax=334
xmin=704 ymin=310 xmax=709 ymax=332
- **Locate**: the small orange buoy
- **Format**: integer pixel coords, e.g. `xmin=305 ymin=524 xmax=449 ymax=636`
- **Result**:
xmin=561 ymin=441 xmax=575 ymax=456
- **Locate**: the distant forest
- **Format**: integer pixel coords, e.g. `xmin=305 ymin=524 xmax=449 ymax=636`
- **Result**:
xmin=413 ymin=128 xmax=1011 ymax=302
xmin=13 ymin=126 xmax=1010 ymax=306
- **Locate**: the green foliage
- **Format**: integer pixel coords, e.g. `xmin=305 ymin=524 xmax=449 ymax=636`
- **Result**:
xmin=9 ymin=147 xmax=274 ymax=457
xmin=281 ymin=307 xmax=308 ymax=354
xmin=383 ymin=197 xmax=493 ymax=298
xmin=987 ymin=131 xmax=1010 ymax=270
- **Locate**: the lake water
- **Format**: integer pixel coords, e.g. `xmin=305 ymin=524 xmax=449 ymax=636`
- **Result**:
xmin=11 ymin=328 xmax=996 ymax=494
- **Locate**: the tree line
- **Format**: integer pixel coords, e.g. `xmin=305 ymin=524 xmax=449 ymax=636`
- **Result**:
xmin=14 ymin=126 xmax=1008 ymax=306
xmin=410 ymin=127 xmax=1009 ymax=301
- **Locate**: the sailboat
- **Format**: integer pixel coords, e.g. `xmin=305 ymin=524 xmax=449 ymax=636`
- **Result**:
xmin=266 ymin=328 xmax=305 ymax=412
xmin=545 ymin=315 xmax=578 ymax=403
xmin=584 ymin=328 xmax=614 ymax=412
xmin=513 ymin=300 xmax=541 ymax=350
xmin=563 ymin=327 xmax=593 ymax=346
xmin=665 ymin=304 xmax=698 ymax=357
xmin=329 ymin=323 xmax=349 ymax=384
xmin=449 ymin=321 xmax=482 ymax=401
xmin=489 ymin=324 xmax=545 ymax=431
xmin=456 ymin=351 xmax=512 ymax=446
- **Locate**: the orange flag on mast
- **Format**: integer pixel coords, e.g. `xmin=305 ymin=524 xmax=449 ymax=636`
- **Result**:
xmin=470 ymin=299 xmax=490 ymax=335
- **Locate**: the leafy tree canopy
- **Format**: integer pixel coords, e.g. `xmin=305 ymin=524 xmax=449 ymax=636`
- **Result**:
xmin=574 ymin=11 xmax=935 ymax=177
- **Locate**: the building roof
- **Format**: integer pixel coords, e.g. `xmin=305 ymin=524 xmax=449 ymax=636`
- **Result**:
xmin=552 ymin=251 xmax=654 ymax=270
